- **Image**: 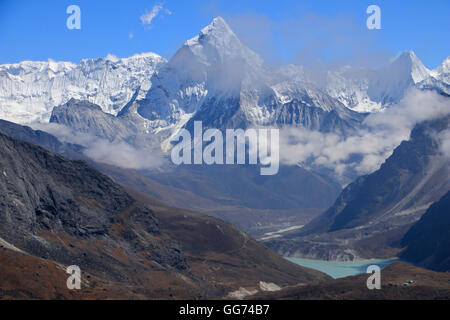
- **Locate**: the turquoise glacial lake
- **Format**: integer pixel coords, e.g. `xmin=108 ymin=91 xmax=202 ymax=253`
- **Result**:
xmin=286 ymin=257 xmax=400 ymax=279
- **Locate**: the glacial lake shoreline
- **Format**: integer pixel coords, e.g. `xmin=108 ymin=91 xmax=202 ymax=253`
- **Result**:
xmin=286 ymin=257 xmax=403 ymax=279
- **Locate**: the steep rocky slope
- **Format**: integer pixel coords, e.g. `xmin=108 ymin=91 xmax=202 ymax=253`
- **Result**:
xmin=305 ymin=116 xmax=450 ymax=234
xmin=401 ymin=191 xmax=450 ymax=272
xmin=266 ymin=116 xmax=450 ymax=260
xmin=0 ymin=132 xmax=327 ymax=299
xmin=0 ymin=132 xmax=191 ymax=298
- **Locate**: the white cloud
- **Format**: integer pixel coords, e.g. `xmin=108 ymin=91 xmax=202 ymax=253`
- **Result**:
xmin=439 ymin=129 xmax=450 ymax=159
xmin=83 ymin=139 xmax=165 ymax=170
xmin=279 ymin=89 xmax=450 ymax=182
xmin=31 ymin=123 xmax=165 ymax=170
xmin=105 ymin=54 xmax=119 ymax=62
xmin=140 ymin=4 xmax=172 ymax=26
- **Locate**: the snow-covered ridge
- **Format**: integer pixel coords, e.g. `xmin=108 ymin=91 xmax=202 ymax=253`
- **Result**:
xmin=322 ymin=51 xmax=449 ymax=113
xmin=0 ymin=16 xmax=448 ymax=127
xmin=0 ymin=53 xmax=167 ymax=123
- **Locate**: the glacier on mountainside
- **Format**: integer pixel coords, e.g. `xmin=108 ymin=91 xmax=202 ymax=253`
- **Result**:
xmin=0 ymin=53 xmax=166 ymax=123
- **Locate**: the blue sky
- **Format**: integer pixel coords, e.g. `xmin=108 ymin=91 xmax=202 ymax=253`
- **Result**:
xmin=0 ymin=0 xmax=448 ymax=68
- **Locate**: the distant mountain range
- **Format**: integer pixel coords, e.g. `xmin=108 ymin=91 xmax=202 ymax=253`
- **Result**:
xmin=1 ymin=17 xmax=448 ymax=142
xmin=0 ymin=53 xmax=166 ymax=123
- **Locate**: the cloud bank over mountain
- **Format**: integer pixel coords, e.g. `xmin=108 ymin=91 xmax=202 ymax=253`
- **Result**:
xmin=279 ymin=89 xmax=450 ymax=181
xmin=32 ymin=122 xmax=165 ymax=170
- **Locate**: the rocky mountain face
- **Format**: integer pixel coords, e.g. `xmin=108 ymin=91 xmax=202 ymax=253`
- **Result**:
xmin=265 ymin=116 xmax=450 ymax=260
xmin=50 ymin=98 xmax=139 ymax=143
xmin=0 ymin=53 xmax=166 ymax=123
xmin=48 ymin=98 xmax=165 ymax=152
xmin=401 ymin=191 xmax=450 ymax=272
xmin=302 ymin=118 xmax=448 ymax=235
xmin=0 ymin=130 xmax=328 ymax=299
xmin=306 ymin=115 xmax=450 ymax=234
xmin=0 ymin=131 xmax=186 ymax=283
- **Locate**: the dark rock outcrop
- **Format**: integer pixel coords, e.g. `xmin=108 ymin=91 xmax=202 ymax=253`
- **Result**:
xmin=0 ymin=131 xmax=188 ymax=288
xmin=401 ymin=191 xmax=450 ymax=272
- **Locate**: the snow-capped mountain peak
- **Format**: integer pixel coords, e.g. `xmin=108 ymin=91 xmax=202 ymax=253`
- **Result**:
xmin=435 ymin=56 xmax=450 ymax=75
xmin=365 ymin=51 xmax=431 ymax=107
xmin=135 ymin=17 xmax=268 ymax=127
xmin=129 ymin=16 xmax=365 ymax=141
xmin=188 ymin=16 xmax=236 ymax=46
xmin=184 ymin=16 xmax=252 ymax=61
xmin=176 ymin=16 xmax=263 ymax=70
xmin=390 ymin=50 xmax=430 ymax=83
xmin=323 ymin=50 xmax=439 ymax=112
